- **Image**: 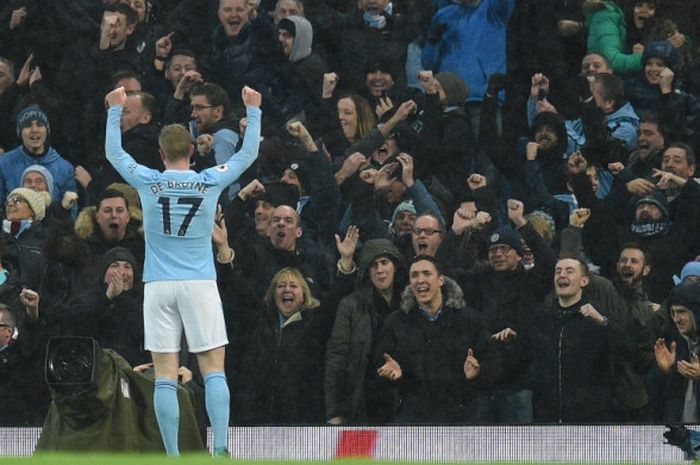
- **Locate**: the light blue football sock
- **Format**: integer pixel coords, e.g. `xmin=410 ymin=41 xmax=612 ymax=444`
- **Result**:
xmin=154 ymin=378 xmax=180 ymax=456
xmin=204 ymin=372 xmax=230 ymax=454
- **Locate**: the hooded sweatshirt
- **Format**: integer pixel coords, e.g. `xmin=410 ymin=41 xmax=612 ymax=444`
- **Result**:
xmin=282 ymin=16 xmax=313 ymax=63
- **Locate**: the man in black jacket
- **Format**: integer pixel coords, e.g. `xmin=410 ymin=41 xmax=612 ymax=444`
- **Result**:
xmin=375 ymin=255 xmax=501 ymax=423
xmin=538 ymin=256 xmax=636 ymax=423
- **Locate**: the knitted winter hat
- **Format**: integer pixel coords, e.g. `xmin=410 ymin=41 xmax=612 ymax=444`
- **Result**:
xmin=100 ymin=247 xmax=139 ymax=282
xmin=488 ymin=225 xmax=525 ymax=257
xmin=642 ymin=40 xmax=678 ymax=72
xmin=21 ymin=164 xmax=55 ymax=196
xmin=390 ymin=200 xmax=416 ymax=225
xmin=636 ymin=190 xmax=669 ymax=219
xmin=16 ymin=106 xmax=50 ymax=137
xmin=8 ymin=188 xmax=51 ymax=221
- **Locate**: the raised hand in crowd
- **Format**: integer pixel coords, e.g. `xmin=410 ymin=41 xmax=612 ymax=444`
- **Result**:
xmin=287 ymin=121 xmax=318 ymax=152
xmin=569 ymin=208 xmax=591 ymax=228
xmin=196 ymin=134 xmax=213 ymax=155
xmin=174 ymin=70 xmax=203 ymax=100
xmin=375 ymin=95 xmax=393 ymax=119
xmin=374 ymin=162 xmax=399 ymax=192
xmin=507 ymin=199 xmax=527 ymax=229
xmin=378 ymin=100 xmax=418 ymax=139
xmin=335 ymin=225 xmax=359 ymax=273
xmin=322 ymin=72 xmax=340 ymax=99
xmin=397 ymin=153 xmax=414 ymax=188
xmin=74 ymin=165 xmax=93 ymax=189
xmin=238 ymin=179 xmax=266 ymax=201
xmin=452 ymin=209 xmax=491 ymax=235
xmin=467 ymin=173 xmax=487 ymax=191
xmin=10 ymin=6 xmax=27 ymax=30
xmin=16 ymin=54 xmax=33 ymax=87
xmin=417 ymin=70 xmax=436 ymax=94
xmin=213 ymin=205 xmax=234 ymax=264
xmin=20 ymin=288 xmax=40 ymax=322
xmin=155 ymin=32 xmax=175 ymax=61
xmin=335 ymin=152 xmax=368 ymax=185
xmin=530 ymin=73 xmax=550 ymax=100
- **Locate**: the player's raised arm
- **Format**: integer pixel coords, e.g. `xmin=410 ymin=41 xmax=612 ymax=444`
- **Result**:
xmin=104 ymin=86 xmax=141 ymax=182
xmin=219 ymin=86 xmax=262 ymax=183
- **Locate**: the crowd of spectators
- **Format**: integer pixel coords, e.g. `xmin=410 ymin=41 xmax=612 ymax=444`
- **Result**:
xmin=1 ymin=0 xmax=700 ymax=428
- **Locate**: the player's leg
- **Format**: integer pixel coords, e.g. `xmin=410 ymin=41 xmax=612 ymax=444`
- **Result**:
xmin=197 ymin=346 xmax=230 ymax=455
xmin=144 ymin=281 xmax=183 ymax=456
xmin=152 ymin=352 xmax=181 ymax=456
xmin=178 ymin=281 xmax=230 ymax=456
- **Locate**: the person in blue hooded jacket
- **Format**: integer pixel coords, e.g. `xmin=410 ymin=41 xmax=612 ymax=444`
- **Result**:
xmin=421 ymin=0 xmax=514 ymax=138
xmin=0 ymin=106 xmax=77 ymax=208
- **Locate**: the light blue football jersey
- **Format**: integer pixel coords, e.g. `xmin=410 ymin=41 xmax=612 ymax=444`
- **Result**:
xmin=105 ymin=105 xmax=261 ymax=282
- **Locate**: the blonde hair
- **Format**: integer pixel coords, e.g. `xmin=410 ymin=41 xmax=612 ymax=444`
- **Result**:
xmin=264 ymin=267 xmax=320 ymax=311
xmin=158 ymin=124 xmax=191 ymax=161
xmin=339 ymin=94 xmax=376 ymax=141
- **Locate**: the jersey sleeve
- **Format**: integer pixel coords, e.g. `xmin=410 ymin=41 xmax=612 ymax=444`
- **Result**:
xmin=105 ymin=106 xmax=160 ymax=189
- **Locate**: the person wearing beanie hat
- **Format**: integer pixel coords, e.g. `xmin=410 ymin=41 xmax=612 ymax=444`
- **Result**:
xmin=326 ymin=238 xmax=406 ymax=424
xmin=6 ymin=188 xmax=51 ymax=222
xmin=642 ymin=40 xmax=678 ymax=73
xmin=674 ymin=260 xmax=700 ymax=285
xmin=390 ymin=200 xmax=417 ymax=238
xmin=624 ymin=40 xmax=698 ymax=131
xmin=488 ymin=225 xmax=525 ymax=265
xmin=15 ymin=106 xmax=50 ymax=141
xmin=1 ymin=187 xmax=54 ymax=297
xmin=0 ymin=106 xmax=76 ymax=205
xmin=21 ymin=165 xmax=55 ymax=197
xmin=56 ymin=246 xmax=148 ymax=368
xmin=445 ymin=198 xmax=556 ymax=423
xmin=100 ymin=246 xmax=139 ymax=286
xmin=635 ymin=190 xmax=670 ymax=221
xmin=281 ymin=160 xmax=309 ymax=195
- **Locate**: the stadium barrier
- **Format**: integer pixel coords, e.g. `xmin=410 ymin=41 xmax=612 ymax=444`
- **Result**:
xmin=1 ymin=425 xmax=690 ymax=462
